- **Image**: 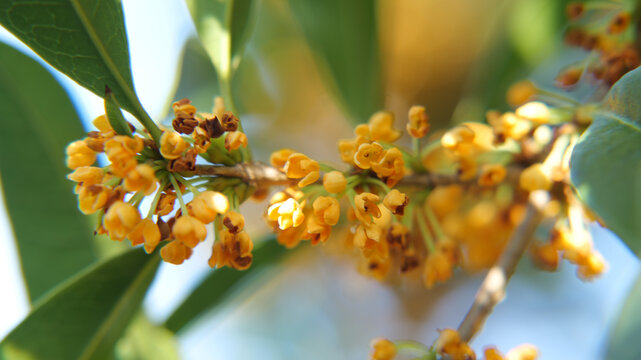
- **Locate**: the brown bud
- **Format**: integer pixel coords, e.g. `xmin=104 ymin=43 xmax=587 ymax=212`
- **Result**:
xmin=172 ymin=117 xmax=199 ymax=135
xmin=199 ymin=116 xmax=224 ymax=138
xmin=157 ymin=218 xmax=172 ymax=241
xmin=220 ymin=111 xmax=239 ymax=132
xmin=167 ymin=149 xmax=197 ymax=172
xmin=566 ymin=3 xmax=584 ymax=20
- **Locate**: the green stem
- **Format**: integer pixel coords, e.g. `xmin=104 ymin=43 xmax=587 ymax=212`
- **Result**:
xmin=365 ymin=177 xmax=391 ymax=193
xmin=423 ymin=203 xmax=446 ymax=240
xmin=416 ymin=209 xmax=435 ymax=252
xmin=175 ymin=173 xmax=201 ymax=195
xmin=169 ymin=175 xmax=189 ymax=216
xmin=146 ymin=187 xmax=164 ymax=219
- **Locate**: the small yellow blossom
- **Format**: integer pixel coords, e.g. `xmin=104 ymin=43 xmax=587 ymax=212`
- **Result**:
xmin=270 ymin=148 xmax=296 ymax=169
xmin=104 ymin=201 xmax=141 ymax=241
xmin=478 ymin=164 xmax=507 ymax=187
xmin=160 ymin=131 xmax=188 ymax=160
xmin=515 ymin=102 xmax=550 ymax=124
xmin=124 ymin=164 xmax=158 ymax=195
xmin=77 ymin=184 xmax=110 ymax=214
xmin=354 ymin=192 xmax=381 ymax=224
xmin=173 ymin=215 xmax=207 ymax=248
xmin=155 ymin=191 xmax=176 ymax=216
xmin=192 ymin=127 xmax=211 ymax=154
xmin=505 ymin=344 xmax=538 ymax=360
xmin=225 ymin=131 xmax=247 ymax=151
xmin=371 ymin=148 xmax=405 ymax=186
xmin=368 ymin=111 xmax=401 ymax=142
xmin=128 ymin=218 xmax=161 ymax=253
xmin=383 ymin=189 xmax=409 ymax=215
xmin=370 ymin=338 xmax=396 ymax=360
xmin=209 ymin=229 xmax=253 ymax=270
xmin=67 ymin=166 xmax=104 ymax=186
xmin=188 ymin=191 xmax=229 ymax=224
xmin=104 ymin=136 xmax=143 ymax=176
xmin=313 ymin=196 xmax=340 ymax=226
xmin=354 ymin=142 xmax=385 ymax=169
xmin=323 ymin=171 xmax=347 ymax=194
xmin=268 ymin=198 xmax=305 ymax=230
xmin=223 ymin=211 xmax=245 ymax=234
xmin=161 ymin=239 xmax=193 ymax=265
xmin=434 ymin=329 xmax=476 ymax=360
xmin=407 ymin=105 xmax=430 ymax=138
xmin=66 ymin=140 xmax=96 ymax=169
xmin=519 ymin=163 xmax=551 ymax=191
xmin=423 ymin=251 xmax=454 ymax=289
xmin=305 ymin=215 xmax=332 ymax=245
xmin=506 ymin=80 xmax=537 ymax=107
xmin=484 ymin=347 xmax=505 ymax=360
xmin=92 ymin=114 xmax=115 ymax=134
xmin=284 ymin=153 xmax=320 ymax=187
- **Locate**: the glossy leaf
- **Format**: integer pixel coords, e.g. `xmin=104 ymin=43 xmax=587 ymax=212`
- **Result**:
xmin=0 ymin=0 xmax=160 ymax=140
xmin=164 ymin=239 xmax=288 ymax=333
xmin=287 ymin=0 xmax=383 ymax=123
xmin=115 ymin=313 xmax=179 ymax=360
xmin=0 ymin=249 xmax=160 ymax=360
xmin=0 ymin=42 xmax=96 ymax=302
xmin=570 ymin=67 xmax=641 ymax=255
xmin=607 ymin=271 xmax=641 ymax=359
xmin=185 ymin=0 xmax=256 ymax=102
xmin=105 ymin=87 xmax=134 ymax=137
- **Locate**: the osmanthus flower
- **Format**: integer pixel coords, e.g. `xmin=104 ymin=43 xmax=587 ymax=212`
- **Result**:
xmin=209 ymin=227 xmax=254 ymax=270
xmin=225 ymin=131 xmax=248 ymax=151
xmin=304 ymin=215 xmax=332 ymax=245
xmin=486 ymin=111 xmax=532 ymax=142
xmin=383 ymin=189 xmax=409 ymax=215
xmin=284 ymin=152 xmax=320 ymax=187
xmin=268 ymin=197 xmax=305 ymax=230
xmin=519 ymin=163 xmax=552 ymax=191
xmin=354 ymin=192 xmax=382 ymax=224
xmin=506 ymin=80 xmax=537 ymax=107
xmin=155 ymin=191 xmax=177 ymax=216
xmin=172 ymin=215 xmax=207 ymax=248
xmin=105 ymin=136 xmax=143 ymax=177
xmin=371 ymin=147 xmax=405 ymax=187
xmin=160 ymin=239 xmax=193 ymax=265
xmin=270 ymin=148 xmax=295 ymax=169
xmin=192 ymin=127 xmax=211 ymax=154
xmin=478 ymin=164 xmax=507 ymax=187
xmin=515 ymin=101 xmax=551 ymax=124
xmin=423 ymin=250 xmax=455 ymax=289
xmin=369 ymin=338 xmax=396 ymax=360
xmin=434 ymin=329 xmax=476 ymax=360
xmin=159 ymin=131 xmax=188 ymax=160
xmin=76 ymin=184 xmax=111 ymax=214
xmin=128 ymin=218 xmax=161 ymax=254
xmin=66 ymin=140 xmax=96 ymax=169
xmin=223 ymin=211 xmax=245 ymax=234
xmin=188 ymin=191 xmax=230 ymax=224
xmin=313 ymin=196 xmax=340 ymax=226
xmin=67 ymin=166 xmax=104 ymax=187
xmin=103 ymin=201 xmax=142 ymax=241
xmin=407 ymin=105 xmax=430 ymax=138
xmin=367 ymin=111 xmax=401 ymax=142
xmin=323 ymin=171 xmax=347 ymax=194
xmin=124 ymin=164 xmax=158 ymax=195
xmin=354 ymin=142 xmax=385 ymax=169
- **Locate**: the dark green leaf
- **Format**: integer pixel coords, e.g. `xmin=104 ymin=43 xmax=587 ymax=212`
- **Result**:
xmin=287 ymin=0 xmax=383 ymax=123
xmin=115 ymin=313 xmax=179 ymax=360
xmin=0 ymin=0 xmax=160 ymax=141
xmin=607 ymin=271 xmax=641 ymax=359
xmin=0 ymin=41 xmax=97 ymax=302
xmin=184 ymin=0 xmax=256 ymax=103
xmin=570 ymin=67 xmax=641 ymax=255
xmin=105 ymin=86 xmax=134 ymax=137
xmin=0 ymin=249 xmax=160 ymax=360
xmin=164 ymin=238 xmax=287 ymax=333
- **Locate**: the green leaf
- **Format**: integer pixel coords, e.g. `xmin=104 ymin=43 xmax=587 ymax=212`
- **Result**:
xmin=0 ymin=249 xmax=160 ymax=360
xmin=0 ymin=42 xmax=97 ymax=302
xmin=607 ymin=271 xmax=641 ymax=360
xmin=115 ymin=313 xmax=179 ymax=360
xmin=164 ymin=238 xmax=288 ymax=333
xmin=105 ymin=86 xmax=134 ymax=137
xmin=570 ymin=67 xmax=641 ymax=255
xmin=0 ymin=0 xmax=161 ymax=141
xmin=184 ymin=0 xmax=256 ymax=105
xmin=287 ymin=0 xmax=383 ymax=123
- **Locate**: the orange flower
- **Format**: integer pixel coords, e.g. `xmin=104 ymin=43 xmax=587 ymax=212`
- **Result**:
xmin=423 ymin=251 xmax=454 ymax=289
xmin=313 ymin=196 xmax=340 ymax=226
xmin=383 ymin=189 xmax=409 ymax=215
xmin=407 ymin=105 xmax=430 ymax=138
xmin=66 ymin=140 xmax=96 ymax=169
xmin=173 ymin=215 xmax=207 ymax=248
xmin=128 ymin=218 xmax=161 ymax=253
xmin=519 ymin=163 xmax=551 ymax=191
xmin=67 ymin=166 xmax=104 ymax=186
xmin=188 ymin=191 xmax=229 ymax=224
xmin=284 ymin=153 xmax=320 ymax=187
xmin=371 ymin=148 xmax=405 ymax=186
xmin=105 ymin=136 xmax=143 ymax=176
xmin=370 ymin=338 xmax=396 ymax=360
xmin=161 ymin=239 xmax=193 ymax=265
xmin=515 ymin=102 xmax=550 ymax=124
xmin=160 ymin=131 xmax=188 ymax=160
xmin=354 ymin=142 xmax=384 ymax=169
xmin=323 ymin=171 xmax=347 ymax=194
xmin=268 ymin=198 xmax=305 ymax=230
xmin=224 ymin=131 xmax=248 ymax=151
xmin=354 ymin=192 xmax=381 ymax=224
xmin=478 ymin=164 xmax=507 ymax=187
xmin=77 ymin=184 xmax=110 ymax=214
xmin=124 ymin=164 xmax=158 ymax=195
xmin=104 ymin=201 xmax=141 ymax=241
xmin=223 ymin=211 xmax=245 ymax=233
xmin=368 ymin=111 xmax=401 ymax=142
xmin=270 ymin=148 xmax=296 ymax=169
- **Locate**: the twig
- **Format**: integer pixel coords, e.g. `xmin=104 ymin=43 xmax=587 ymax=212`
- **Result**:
xmin=456 ymin=193 xmax=546 ymax=342
xmin=194 ymin=163 xmax=293 ymax=188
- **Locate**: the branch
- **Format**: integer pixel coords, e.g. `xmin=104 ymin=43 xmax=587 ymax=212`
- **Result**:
xmin=456 ymin=192 xmax=546 ymax=342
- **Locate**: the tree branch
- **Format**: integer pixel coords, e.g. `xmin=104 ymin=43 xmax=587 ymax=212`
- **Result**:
xmin=456 ymin=193 xmax=546 ymax=342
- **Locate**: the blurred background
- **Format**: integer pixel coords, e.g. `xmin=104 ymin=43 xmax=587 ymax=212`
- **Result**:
xmin=0 ymin=0 xmax=639 ymax=359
